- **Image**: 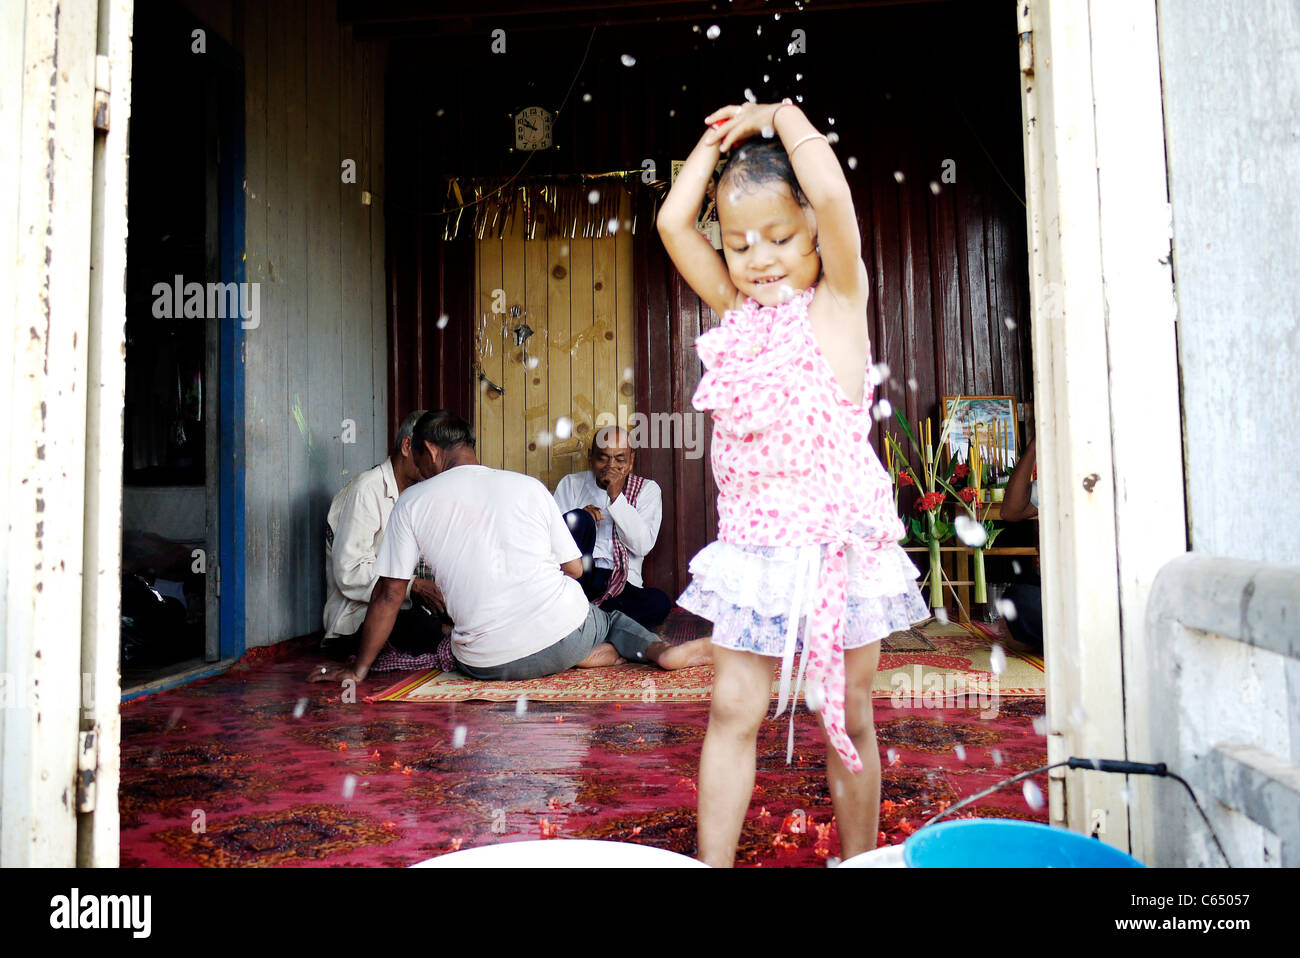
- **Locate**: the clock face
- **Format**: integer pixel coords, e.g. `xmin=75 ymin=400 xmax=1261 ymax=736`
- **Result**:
xmin=513 ymin=105 xmax=554 ymax=151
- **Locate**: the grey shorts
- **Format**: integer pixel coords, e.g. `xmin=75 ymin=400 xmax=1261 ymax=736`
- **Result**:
xmin=454 ymin=604 xmax=661 ymax=681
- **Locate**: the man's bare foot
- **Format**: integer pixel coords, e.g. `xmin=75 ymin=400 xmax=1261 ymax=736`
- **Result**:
xmin=575 ymin=642 xmax=627 ymax=668
xmin=649 ymin=636 xmax=713 ymax=670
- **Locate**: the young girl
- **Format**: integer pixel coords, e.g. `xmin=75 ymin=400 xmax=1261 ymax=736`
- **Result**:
xmin=657 ymin=100 xmax=930 ymax=867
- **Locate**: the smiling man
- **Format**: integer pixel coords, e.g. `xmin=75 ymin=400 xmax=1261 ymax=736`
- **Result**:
xmin=553 ymin=426 xmax=672 ymax=629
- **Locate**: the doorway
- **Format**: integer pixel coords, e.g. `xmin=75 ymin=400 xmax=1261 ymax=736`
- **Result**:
xmin=121 ymin=2 xmax=246 ymax=691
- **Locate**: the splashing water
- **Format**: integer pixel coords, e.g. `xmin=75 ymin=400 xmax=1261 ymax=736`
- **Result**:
xmin=996 ymin=598 xmax=1018 ymax=621
xmin=954 ymin=744 xmax=967 ymax=762
xmin=991 ymin=748 xmax=1004 ymax=766
xmin=795 ymin=95 xmax=803 ymax=103
xmin=827 ymin=132 xmax=839 ymax=145
xmin=582 ymin=93 xmax=592 ymax=103
xmin=827 ymin=117 xmax=836 ymax=126
xmin=935 ymin=607 xmax=950 ymax=625
xmin=1004 ymin=316 xmax=1017 ymax=330
xmin=847 ymin=157 xmax=858 ymax=170
xmin=527 ymin=355 xmax=539 ymax=370
xmin=537 ymin=431 xmax=553 ymax=447
xmin=872 ymin=398 xmax=892 ymax=421
xmin=706 ymin=24 xmax=721 ymax=39
xmin=1011 ymin=560 xmax=1022 ymax=576
xmin=587 ymin=190 xmax=600 ymax=205
xmin=907 ymin=377 xmax=919 ymax=392
xmin=622 ymin=366 xmax=634 ymax=382
xmin=929 ymin=181 xmax=941 ymax=195
xmin=1032 ymin=714 xmax=1048 ymax=736
xmin=989 ymin=642 xmax=1007 ymax=675
xmin=745 ymin=229 xmax=759 ymax=245
xmin=893 ymin=171 xmax=905 ymax=184
xmin=744 ymin=88 xmax=756 ymax=103
xmin=1023 ymin=780 xmax=1045 ymax=810
xmin=342 ymin=774 xmax=357 ymax=799
xmin=954 ymin=514 xmax=988 ymax=548
xmin=452 ymin=725 xmax=467 ymax=749
xmin=778 ymin=284 xmax=796 ymax=302
xmin=761 ymin=125 xmax=774 ymax=138
xmin=436 ymin=313 xmax=449 ymax=330
xmin=515 ymin=695 xmax=528 ymax=716
xmin=1068 ymin=705 xmax=1090 ymax=730
xmin=555 ymin=417 xmax=573 ymax=440
xmin=607 ymin=218 xmax=620 ymax=233
xmin=620 ymin=54 xmax=636 ymax=67
xmin=886 ymin=748 xmax=899 ymax=765
xmin=805 ymin=681 xmax=825 ymax=713
xmin=292 ymin=698 xmax=308 ymax=719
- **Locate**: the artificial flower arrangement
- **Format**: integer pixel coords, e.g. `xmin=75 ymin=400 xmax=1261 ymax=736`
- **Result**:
xmin=884 ymin=411 xmax=1004 ymax=613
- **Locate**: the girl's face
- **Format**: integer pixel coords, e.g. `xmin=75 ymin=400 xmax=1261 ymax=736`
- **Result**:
xmin=717 ymin=179 xmax=820 ymax=307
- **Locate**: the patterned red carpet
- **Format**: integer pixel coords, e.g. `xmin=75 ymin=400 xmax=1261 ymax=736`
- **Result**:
xmin=120 ymin=646 xmax=1050 ymax=867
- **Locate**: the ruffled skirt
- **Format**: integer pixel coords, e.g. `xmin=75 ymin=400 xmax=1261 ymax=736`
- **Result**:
xmin=678 ymin=536 xmax=931 ymax=657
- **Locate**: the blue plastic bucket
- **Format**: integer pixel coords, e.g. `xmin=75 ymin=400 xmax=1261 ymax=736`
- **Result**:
xmin=903 ymin=819 xmax=1144 ymax=868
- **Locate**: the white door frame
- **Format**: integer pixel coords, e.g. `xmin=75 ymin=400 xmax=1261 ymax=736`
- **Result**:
xmin=1017 ymin=0 xmax=1186 ymax=861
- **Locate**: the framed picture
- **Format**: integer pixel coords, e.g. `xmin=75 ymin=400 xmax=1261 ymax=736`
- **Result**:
xmin=941 ymin=395 xmax=1019 ymax=468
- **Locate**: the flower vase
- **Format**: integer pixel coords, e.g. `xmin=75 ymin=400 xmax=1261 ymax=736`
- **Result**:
xmin=927 ymin=516 xmax=943 ymax=609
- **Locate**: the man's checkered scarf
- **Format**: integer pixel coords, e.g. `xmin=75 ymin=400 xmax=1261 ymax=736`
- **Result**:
xmin=594 ymin=473 xmax=645 ymax=607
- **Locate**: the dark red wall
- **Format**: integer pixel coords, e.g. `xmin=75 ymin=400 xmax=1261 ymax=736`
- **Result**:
xmin=385 ymin=0 xmax=1031 ymax=594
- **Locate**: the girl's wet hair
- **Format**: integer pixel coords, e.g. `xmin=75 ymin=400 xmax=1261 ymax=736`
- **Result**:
xmin=716 ymin=139 xmax=809 ymax=207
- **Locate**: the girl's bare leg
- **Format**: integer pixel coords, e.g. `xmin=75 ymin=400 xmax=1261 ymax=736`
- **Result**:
xmin=820 ymin=640 xmax=883 ymax=861
xmin=697 ymin=647 xmax=774 ymax=867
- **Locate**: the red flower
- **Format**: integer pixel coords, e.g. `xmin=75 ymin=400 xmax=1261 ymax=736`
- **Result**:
xmin=915 ymin=492 xmax=946 ymax=512
xmin=958 ymin=487 xmax=978 ymax=503
xmin=954 ymin=464 xmax=969 ymax=479
xmin=896 ymin=472 xmax=915 ymax=487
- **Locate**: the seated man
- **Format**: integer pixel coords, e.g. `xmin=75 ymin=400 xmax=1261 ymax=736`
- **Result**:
xmin=309 ymin=412 xmax=709 ymax=686
xmin=321 ymin=409 xmax=450 ymax=666
xmin=998 ymin=436 xmax=1043 ymax=651
xmin=553 ymin=426 xmax=672 ymax=630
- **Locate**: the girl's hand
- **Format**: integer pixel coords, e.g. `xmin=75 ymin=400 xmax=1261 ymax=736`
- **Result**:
xmin=704 ymin=100 xmax=792 ymax=153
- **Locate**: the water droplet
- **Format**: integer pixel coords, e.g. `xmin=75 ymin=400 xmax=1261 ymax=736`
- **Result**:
xmin=607 ymin=218 xmax=620 ymax=233
xmin=991 ymin=748 xmax=1004 ymax=766
xmin=292 ymin=698 xmax=308 ymax=719
xmin=795 ymin=73 xmax=802 ymax=81
xmin=587 ymin=190 xmax=600 ymax=204
xmin=1121 ymin=785 xmax=1133 ymax=806
xmin=872 ymin=398 xmax=892 ymax=421
xmin=756 ymin=25 xmax=762 ymax=35
xmin=929 ymin=181 xmax=941 ymax=195
xmin=847 ymin=157 xmax=858 ymax=170
xmin=826 ymin=856 xmax=841 ymax=867
xmin=761 ymin=125 xmax=774 ymax=138
xmin=620 ymin=54 xmax=637 ymax=67
xmin=745 ymin=229 xmax=759 ymax=245
xmin=555 ymin=417 xmax=573 ymax=440
xmin=622 ymin=366 xmax=634 ymax=382
xmin=692 ymin=25 xmax=700 ymax=33
xmin=805 ymin=681 xmax=825 ymax=713
xmin=774 ymin=12 xmax=781 ymax=19
xmin=452 ymin=725 xmax=467 ymax=749
xmin=954 ymin=745 xmax=967 ymax=762
xmin=435 ymin=108 xmax=445 ymax=118
xmin=668 ymin=109 xmax=676 ymax=118
xmin=996 ymin=598 xmax=1018 ymax=621
xmin=777 ymin=284 xmax=796 ymax=302
xmin=827 ymin=132 xmax=839 ymax=145
xmin=907 ymin=377 xmax=919 ymax=392
xmin=582 ymin=92 xmax=592 ymax=103
xmin=744 ymin=88 xmax=756 ymax=103
xmin=706 ymin=24 xmax=721 ymax=39
xmin=955 ymin=514 xmax=988 ymax=548
xmin=886 ymin=747 xmax=899 ymax=765
xmin=526 ymin=355 xmax=539 ymax=369
xmin=515 ymin=694 xmax=528 ymax=716
xmin=537 ymin=431 xmax=553 ymax=447
xmin=1011 ymin=560 xmax=1022 ymax=576
xmin=1032 ymin=714 xmax=1048 ymax=736
xmin=893 ymin=170 xmax=905 ymax=184
xmin=1004 ymin=316 xmax=1017 ymax=330
xmin=989 ymin=643 xmax=1007 ymax=675
xmin=795 ymin=95 xmax=803 ymax=103
xmin=436 ymin=313 xmax=449 ymax=330
xmin=827 ymin=117 xmax=836 ymax=126
xmin=935 ymin=607 xmax=950 ymax=625
xmin=1068 ymin=705 xmax=1090 ymax=729
xmin=1022 ymin=780 xmax=1045 ymax=810
xmin=763 ymin=74 xmax=770 ymax=83
xmin=560 ymin=244 xmax=569 ymax=257
xmin=342 ymin=774 xmax=357 ymax=799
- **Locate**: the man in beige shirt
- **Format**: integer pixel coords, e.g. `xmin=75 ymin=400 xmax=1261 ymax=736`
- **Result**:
xmin=322 ymin=409 xmax=448 ymax=659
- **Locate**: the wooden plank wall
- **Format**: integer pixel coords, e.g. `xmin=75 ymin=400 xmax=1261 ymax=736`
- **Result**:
xmin=386 ymin=1 xmax=1030 ymax=595
xmin=237 ymin=0 xmax=389 ymax=646
xmin=472 ymin=196 xmax=636 ymax=488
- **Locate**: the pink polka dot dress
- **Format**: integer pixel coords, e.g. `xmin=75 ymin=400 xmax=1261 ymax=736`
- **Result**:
xmin=677 ymin=285 xmax=929 ymax=772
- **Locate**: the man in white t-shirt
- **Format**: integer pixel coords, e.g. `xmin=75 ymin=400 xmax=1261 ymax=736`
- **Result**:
xmin=308 ymin=412 xmax=710 ymax=684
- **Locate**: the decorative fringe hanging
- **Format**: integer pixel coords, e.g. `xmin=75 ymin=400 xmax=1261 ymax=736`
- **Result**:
xmin=438 ymin=172 xmax=667 ymax=241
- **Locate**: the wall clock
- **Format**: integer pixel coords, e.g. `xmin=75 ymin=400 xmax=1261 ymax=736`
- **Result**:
xmin=512 ymin=105 xmax=555 ymax=151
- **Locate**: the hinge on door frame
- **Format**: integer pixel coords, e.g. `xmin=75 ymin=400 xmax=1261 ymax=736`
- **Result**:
xmin=93 ymin=54 xmax=111 ymax=132
xmin=1018 ymin=2 xmax=1034 ymax=75
xmin=215 ymin=560 xmax=221 ymax=598
xmin=77 ymin=728 xmax=99 ymax=813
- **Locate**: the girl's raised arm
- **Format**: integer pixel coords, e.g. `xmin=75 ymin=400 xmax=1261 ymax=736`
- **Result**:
xmin=657 ymin=132 xmax=740 ymax=318
xmin=710 ymin=102 xmax=868 ymax=307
